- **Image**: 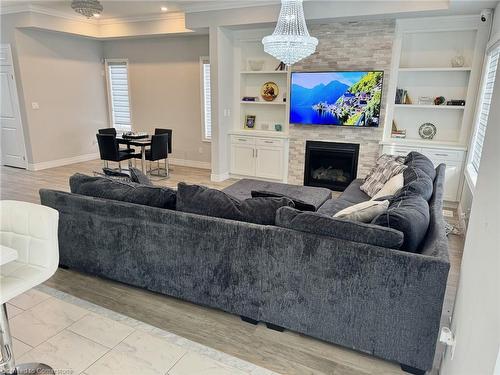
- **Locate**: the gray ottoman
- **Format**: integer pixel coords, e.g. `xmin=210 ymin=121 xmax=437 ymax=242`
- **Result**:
xmin=223 ymin=179 xmax=332 ymax=211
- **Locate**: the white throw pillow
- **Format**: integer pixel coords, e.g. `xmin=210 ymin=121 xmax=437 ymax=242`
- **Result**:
xmin=372 ymin=173 xmax=404 ymax=200
xmin=334 ymin=200 xmax=390 ymax=223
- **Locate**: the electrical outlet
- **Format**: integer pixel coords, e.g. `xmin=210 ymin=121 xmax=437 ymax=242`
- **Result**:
xmin=31 ymin=102 xmax=40 ymax=110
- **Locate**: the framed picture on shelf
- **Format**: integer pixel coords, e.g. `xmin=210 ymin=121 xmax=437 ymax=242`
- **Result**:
xmin=244 ymin=115 xmax=256 ymax=129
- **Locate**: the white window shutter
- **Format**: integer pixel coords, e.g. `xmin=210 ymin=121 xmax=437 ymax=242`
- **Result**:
xmin=107 ymin=61 xmax=132 ymax=133
xmin=471 ymin=46 xmax=500 ymax=174
xmin=202 ymin=61 xmax=212 ymax=140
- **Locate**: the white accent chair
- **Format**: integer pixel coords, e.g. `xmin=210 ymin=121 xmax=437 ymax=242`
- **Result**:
xmin=0 ymin=201 xmax=59 ymax=375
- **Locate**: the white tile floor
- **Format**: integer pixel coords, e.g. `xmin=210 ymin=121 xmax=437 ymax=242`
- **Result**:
xmin=4 ymin=288 xmax=277 ymax=375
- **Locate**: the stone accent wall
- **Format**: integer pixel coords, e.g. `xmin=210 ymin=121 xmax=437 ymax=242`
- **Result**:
xmin=287 ymin=19 xmax=395 ymax=185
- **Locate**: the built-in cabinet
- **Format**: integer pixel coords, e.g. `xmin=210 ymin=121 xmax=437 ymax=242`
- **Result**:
xmin=230 ymin=134 xmax=288 ymax=181
xmin=383 ymin=16 xmax=490 ymax=201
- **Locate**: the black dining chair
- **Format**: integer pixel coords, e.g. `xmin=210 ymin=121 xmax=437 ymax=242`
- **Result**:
xmin=98 ymin=128 xmax=135 ymax=154
xmin=134 ymin=133 xmax=169 ymax=177
xmin=96 ymin=134 xmax=136 ymax=172
xmin=154 ymin=128 xmax=172 ymax=173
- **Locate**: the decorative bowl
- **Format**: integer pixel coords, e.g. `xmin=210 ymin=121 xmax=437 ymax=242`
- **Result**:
xmin=261 ymin=81 xmax=279 ymax=101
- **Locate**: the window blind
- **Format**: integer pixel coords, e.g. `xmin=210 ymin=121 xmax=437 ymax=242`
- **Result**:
xmin=107 ymin=61 xmax=132 ymax=132
xmin=471 ymin=45 xmax=500 ymax=174
xmin=202 ymin=61 xmax=212 ymax=140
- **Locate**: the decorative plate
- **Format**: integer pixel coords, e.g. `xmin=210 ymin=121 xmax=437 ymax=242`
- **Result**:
xmin=419 ymin=123 xmax=437 ymax=140
xmin=261 ymin=82 xmax=279 ymax=101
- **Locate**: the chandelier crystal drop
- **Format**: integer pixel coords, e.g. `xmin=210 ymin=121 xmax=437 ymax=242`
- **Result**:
xmin=71 ymin=0 xmax=103 ymax=18
xmin=262 ymin=0 xmax=318 ymax=66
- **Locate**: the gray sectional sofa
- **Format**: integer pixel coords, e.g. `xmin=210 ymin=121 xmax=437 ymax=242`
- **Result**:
xmin=40 ymin=161 xmax=449 ymax=374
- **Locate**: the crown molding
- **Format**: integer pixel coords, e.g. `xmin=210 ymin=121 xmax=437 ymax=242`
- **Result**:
xmin=96 ymin=11 xmax=185 ymax=26
xmin=0 ymin=4 xmax=98 ymax=24
xmin=182 ymin=0 xmax=280 ymax=13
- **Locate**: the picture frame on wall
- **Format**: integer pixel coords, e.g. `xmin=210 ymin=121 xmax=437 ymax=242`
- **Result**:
xmin=245 ymin=115 xmax=256 ymax=129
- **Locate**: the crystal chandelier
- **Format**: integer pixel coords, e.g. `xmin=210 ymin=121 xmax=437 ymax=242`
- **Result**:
xmin=71 ymin=0 xmax=103 ymax=18
xmin=262 ymin=0 xmax=318 ymax=66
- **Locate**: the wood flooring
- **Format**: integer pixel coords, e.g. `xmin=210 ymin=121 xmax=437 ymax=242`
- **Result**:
xmin=0 ymin=160 xmax=465 ymax=375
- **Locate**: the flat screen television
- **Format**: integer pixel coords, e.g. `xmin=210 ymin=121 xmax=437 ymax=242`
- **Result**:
xmin=290 ymin=71 xmax=384 ymax=127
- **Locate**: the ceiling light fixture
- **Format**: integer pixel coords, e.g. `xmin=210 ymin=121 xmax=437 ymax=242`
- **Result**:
xmin=71 ymin=0 xmax=103 ymax=19
xmin=161 ymin=6 xmax=168 ymax=12
xmin=262 ymin=0 xmax=318 ymax=66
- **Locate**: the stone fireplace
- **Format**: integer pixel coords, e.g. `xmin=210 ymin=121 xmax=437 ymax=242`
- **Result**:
xmin=304 ymin=141 xmax=359 ymax=191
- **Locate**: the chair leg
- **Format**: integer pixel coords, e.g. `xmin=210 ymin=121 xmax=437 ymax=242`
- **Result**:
xmin=128 ymin=159 xmax=132 ymax=169
xmin=0 ymin=304 xmax=15 ymax=374
xmin=118 ymin=162 xmax=122 ymax=172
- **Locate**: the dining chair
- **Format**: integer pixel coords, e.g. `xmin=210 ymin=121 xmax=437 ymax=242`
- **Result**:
xmin=98 ymin=128 xmax=135 ymax=154
xmin=134 ymin=133 xmax=169 ymax=178
xmin=154 ymin=128 xmax=173 ymax=172
xmin=96 ymin=134 xmax=136 ymax=171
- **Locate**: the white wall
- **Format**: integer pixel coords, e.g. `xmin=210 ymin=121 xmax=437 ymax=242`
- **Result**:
xmin=103 ymin=35 xmax=211 ymax=166
xmin=1 ymin=14 xmax=108 ymax=167
xmin=440 ymin=9 xmax=500 ymax=374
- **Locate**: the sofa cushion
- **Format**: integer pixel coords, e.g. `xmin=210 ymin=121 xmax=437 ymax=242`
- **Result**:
xmin=276 ymin=207 xmax=404 ymax=249
xmin=399 ymin=166 xmax=434 ymax=201
xmin=223 ymin=179 xmax=331 ymax=211
xmin=317 ymin=198 xmax=353 ymax=216
xmin=69 ymin=173 xmax=176 ymax=209
xmin=251 ymin=190 xmax=316 ymax=211
xmin=334 ymin=200 xmax=390 ymax=223
xmin=360 ymin=155 xmax=407 ymax=197
xmin=405 ymin=151 xmax=436 ymax=180
xmin=177 ymin=183 xmax=293 ymax=225
xmin=130 ymin=167 xmax=153 ymax=186
xmin=372 ymin=193 xmax=430 ymax=253
xmin=338 ymin=179 xmax=371 ymax=204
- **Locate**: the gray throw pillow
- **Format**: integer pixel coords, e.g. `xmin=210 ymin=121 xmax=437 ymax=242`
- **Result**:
xmin=360 ymin=155 xmax=407 ymax=197
xmin=399 ymin=166 xmax=434 ymax=201
xmin=101 ymin=168 xmax=131 ymax=182
xmin=70 ymin=173 xmax=176 ymax=210
xmin=130 ymin=167 xmax=153 ymax=186
xmin=372 ymin=193 xmax=430 ymax=253
xmin=276 ymin=207 xmax=404 ymax=249
xmin=177 ymin=183 xmax=294 ymax=225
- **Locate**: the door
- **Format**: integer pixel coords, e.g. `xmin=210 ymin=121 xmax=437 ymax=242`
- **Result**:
xmin=255 ymin=146 xmax=283 ymax=180
xmin=0 ymin=45 xmax=26 ymax=168
xmin=442 ymin=160 xmax=462 ymax=201
xmin=231 ymin=143 xmax=255 ymax=176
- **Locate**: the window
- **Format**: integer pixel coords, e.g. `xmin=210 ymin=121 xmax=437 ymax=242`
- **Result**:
xmin=467 ymin=43 xmax=500 ymax=186
xmin=200 ymin=57 xmax=212 ymax=141
xmin=105 ymin=59 xmax=132 ymax=133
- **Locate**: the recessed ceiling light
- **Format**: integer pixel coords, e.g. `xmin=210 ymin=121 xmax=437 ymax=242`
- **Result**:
xmin=160 ymin=6 xmax=168 ymax=12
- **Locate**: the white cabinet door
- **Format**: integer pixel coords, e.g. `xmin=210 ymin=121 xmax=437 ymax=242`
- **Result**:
xmin=231 ymin=143 xmax=255 ymax=176
xmin=255 ymin=146 xmax=283 ymax=180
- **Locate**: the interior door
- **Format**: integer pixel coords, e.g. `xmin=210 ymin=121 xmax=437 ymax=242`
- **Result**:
xmin=0 ymin=45 xmax=27 ymax=168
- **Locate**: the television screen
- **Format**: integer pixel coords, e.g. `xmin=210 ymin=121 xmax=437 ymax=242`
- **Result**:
xmin=290 ymin=71 xmax=384 ymax=127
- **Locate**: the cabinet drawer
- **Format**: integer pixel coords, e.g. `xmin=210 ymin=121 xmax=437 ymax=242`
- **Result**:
xmin=231 ymin=135 xmax=256 ymax=145
xmin=383 ymin=145 xmax=419 ymax=157
xmin=256 ymin=138 xmax=284 ymax=147
xmin=421 ymin=148 xmax=464 ymax=162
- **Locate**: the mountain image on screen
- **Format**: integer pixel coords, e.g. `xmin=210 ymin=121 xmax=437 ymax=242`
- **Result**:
xmin=290 ymin=71 xmax=383 ymax=126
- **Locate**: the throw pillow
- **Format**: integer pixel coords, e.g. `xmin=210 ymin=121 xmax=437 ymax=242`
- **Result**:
xmin=333 ymin=200 xmax=389 ymax=223
xmin=177 ymin=183 xmax=294 ymax=225
xmin=276 ymin=207 xmax=404 ymax=249
xmin=405 ymin=151 xmax=436 ymax=180
xmin=130 ymin=167 xmax=153 ymax=186
xmin=372 ymin=193 xmax=430 ymax=253
xmin=360 ymin=155 xmax=407 ymax=197
xmin=371 ymin=173 xmax=404 ymax=200
xmin=101 ymin=168 xmax=131 ymax=182
xmin=70 ymin=173 xmax=176 ymax=210
xmin=399 ymin=166 xmax=434 ymax=201
xmin=251 ymin=190 xmax=316 ymax=212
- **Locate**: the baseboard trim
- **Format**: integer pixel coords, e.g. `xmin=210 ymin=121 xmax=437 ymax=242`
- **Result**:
xmin=27 ymin=153 xmax=100 ymax=171
xmin=169 ymin=158 xmax=211 ymax=170
xmin=211 ymin=172 xmax=230 ymax=182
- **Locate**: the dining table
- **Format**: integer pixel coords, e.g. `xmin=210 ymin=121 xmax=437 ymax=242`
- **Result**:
xmin=116 ymin=135 xmax=151 ymax=173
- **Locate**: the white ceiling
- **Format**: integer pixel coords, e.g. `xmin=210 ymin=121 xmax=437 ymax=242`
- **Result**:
xmin=1 ymin=0 xmax=498 ymax=21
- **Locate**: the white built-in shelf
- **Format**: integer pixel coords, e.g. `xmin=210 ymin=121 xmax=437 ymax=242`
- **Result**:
xmin=240 ymin=101 xmax=286 ymax=106
xmin=240 ymin=71 xmax=288 ymax=74
xmin=398 ymin=67 xmax=472 ymax=72
xmin=394 ymin=104 xmax=465 ymax=110
xmin=381 ymin=139 xmax=468 ymax=151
